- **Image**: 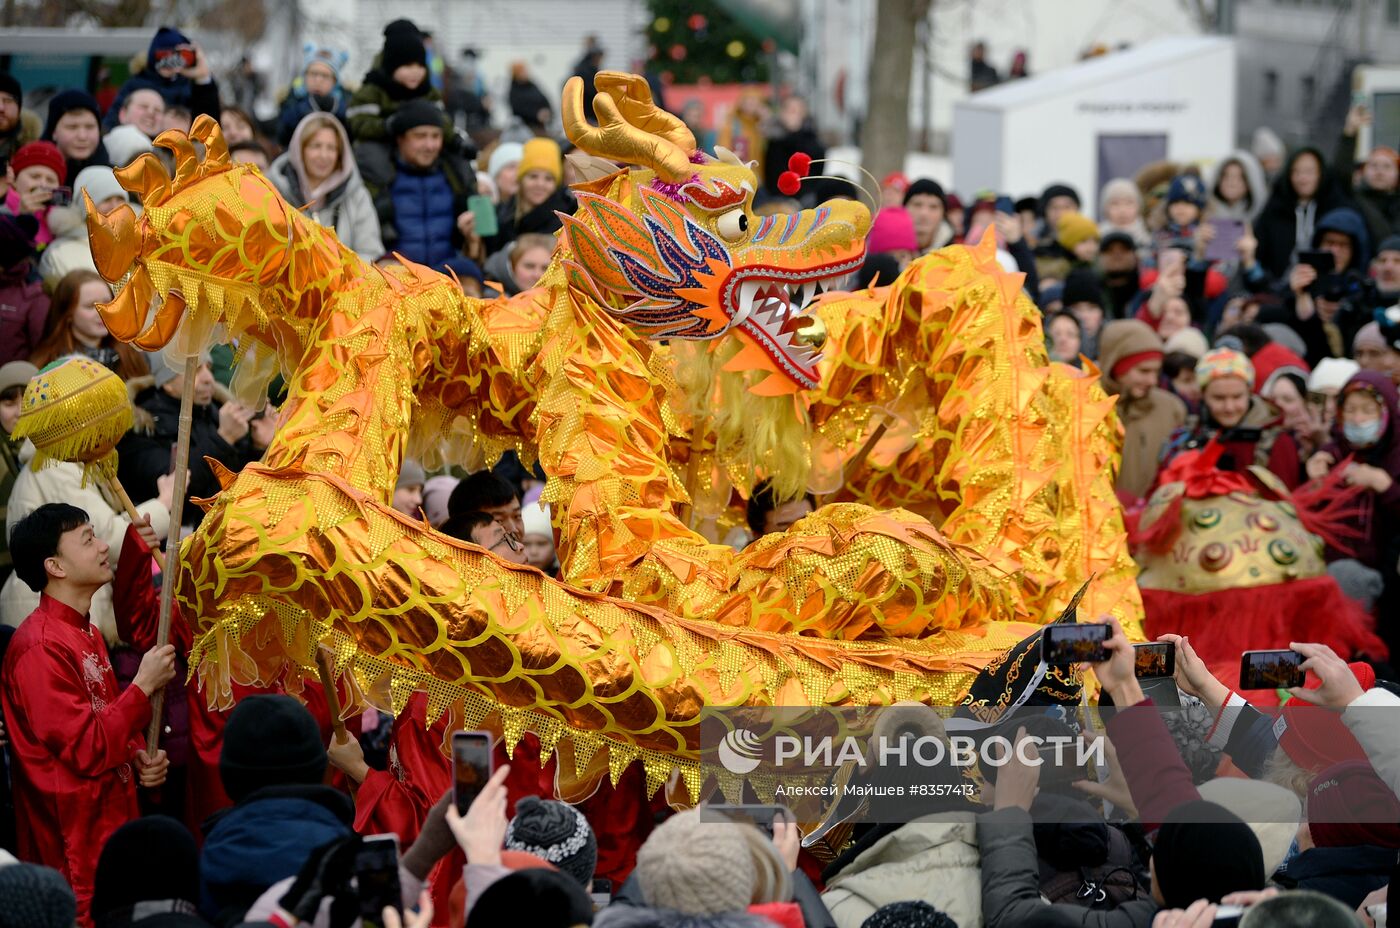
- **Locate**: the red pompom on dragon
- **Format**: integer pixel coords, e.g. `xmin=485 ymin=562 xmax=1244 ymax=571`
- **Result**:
xmin=84 ymin=72 xmax=1142 ymax=800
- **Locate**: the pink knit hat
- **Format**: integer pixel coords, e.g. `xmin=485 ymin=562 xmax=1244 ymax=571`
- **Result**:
xmin=866 ymin=206 xmax=917 ymax=256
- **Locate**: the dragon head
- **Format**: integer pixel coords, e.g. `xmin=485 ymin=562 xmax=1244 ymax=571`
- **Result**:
xmin=558 ymin=73 xmax=870 ymax=395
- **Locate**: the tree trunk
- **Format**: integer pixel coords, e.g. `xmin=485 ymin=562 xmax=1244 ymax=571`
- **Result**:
xmin=863 ymin=0 xmax=930 ymax=183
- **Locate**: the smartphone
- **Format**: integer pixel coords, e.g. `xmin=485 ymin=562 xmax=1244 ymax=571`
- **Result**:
xmin=590 ymin=877 xmax=612 ymax=909
xmin=355 ymin=833 xmax=402 ymax=928
xmin=48 ymin=186 xmax=72 ymax=208
xmin=1040 ymin=623 xmax=1109 ymax=665
xmin=155 ymin=47 xmax=196 ymax=71
xmin=452 ymin=730 xmax=493 ymax=815
xmin=1204 ymin=218 xmax=1245 ymax=264
xmin=707 ymin=803 xmax=793 ymax=836
xmin=1133 ymin=642 xmax=1176 ymax=679
xmin=1238 ymin=649 xmax=1305 ymax=690
xmin=467 ymin=193 xmax=499 ymax=238
xmin=1298 ymin=249 xmax=1336 ymax=276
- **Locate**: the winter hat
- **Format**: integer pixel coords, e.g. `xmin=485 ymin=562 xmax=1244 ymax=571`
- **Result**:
xmin=422 ymin=475 xmax=459 ymax=526
xmin=518 ymin=137 xmax=563 ymax=185
xmin=1039 ymin=183 xmax=1081 ymax=214
xmin=388 ymin=99 xmax=445 ymax=137
xmin=1163 ymin=327 xmax=1209 ymax=359
xmin=41 ymin=88 xmax=101 ymax=142
xmin=866 ymin=207 xmax=918 ymax=256
xmin=487 ymin=141 xmax=524 ymax=179
xmin=1356 ymin=320 xmax=1393 ymax=354
xmin=505 ymin=795 xmax=597 ymax=887
xmin=1098 ymin=177 xmax=1142 ymax=217
xmin=91 ymin=816 xmax=201 ymax=921
xmin=11 ymin=140 xmax=67 ymax=184
xmin=0 ymin=361 xmax=38 ymax=396
xmin=1061 ymin=267 xmax=1102 ymax=308
xmin=634 ymin=809 xmax=756 ymax=915
xmin=1056 ymin=211 xmax=1100 ymax=251
xmin=1306 ymin=760 xmax=1400 ymax=848
xmin=1196 ymin=778 xmax=1302 ymax=876
xmin=382 ymin=28 xmax=428 ymax=75
xmin=1262 ymin=322 xmax=1309 ymax=362
xmin=1100 ymin=230 xmax=1137 ymax=252
xmin=383 ymin=18 xmax=422 ymax=39
xmin=302 ymin=43 xmax=348 ymax=82
xmin=0 ymin=213 xmax=39 ymax=269
xmin=861 ymin=901 xmax=958 ymax=928
xmin=1152 ymin=800 xmax=1265 ymax=908
xmin=441 ymin=255 xmax=485 ymax=285
xmin=0 ymin=71 xmax=20 ymax=103
xmin=219 ymin=694 xmax=328 ymax=801
xmin=902 ymin=178 xmax=946 ymax=208
xmin=881 ymin=172 xmax=909 ymax=196
xmin=1308 ymin=357 xmax=1361 ymax=393
xmin=144 ymin=350 xmax=210 ymax=389
xmin=1195 ymin=347 xmax=1255 ymax=392
xmin=73 ymin=165 xmax=125 ymax=208
xmin=1275 ymin=662 xmax=1374 ymax=773
xmin=148 ymin=26 xmax=191 ymax=61
xmin=1250 ymin=340 xmax=1310 ymax=397
xmin=396 ymin=459 xmax=425 ymax=491
xmin=1378 ymin=234 xmax=1400 ymax=257
xmin=0 ymin=863 xmax=77 ymax=928
xmin=466 ymin=867 xmax=594 ymax=928
xmin=1166 ymin=173 xmax=1207 ymax=209
xmin=521 ymin=502 xmax=552 ymax=540
xmin=1099 ymin=319 xmax=1165 ymax=388
xmin=104 ymin=124 xmax=154 ymax=169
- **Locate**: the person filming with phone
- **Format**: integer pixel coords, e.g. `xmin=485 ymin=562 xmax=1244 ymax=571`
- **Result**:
xmin=1285 ymin=207 xmax=1376 ymax=366
xmin=102 ymin=27 xmax=221 ymax=134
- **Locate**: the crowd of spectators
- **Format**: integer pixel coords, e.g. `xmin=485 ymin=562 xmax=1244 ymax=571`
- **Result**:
xmin=1 ymin=19 xmax=1400 ymax=928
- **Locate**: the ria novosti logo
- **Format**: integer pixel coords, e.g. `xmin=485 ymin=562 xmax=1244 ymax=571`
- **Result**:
xmin=717 ymin=728 xmax=764 ymax=774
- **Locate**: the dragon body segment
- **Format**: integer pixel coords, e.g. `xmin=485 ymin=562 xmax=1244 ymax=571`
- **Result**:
xmin=87 ymin=73 xmax=1140 ymax=796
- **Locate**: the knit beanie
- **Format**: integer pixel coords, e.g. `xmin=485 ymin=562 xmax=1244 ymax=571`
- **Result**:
xmin=1307 ymin=760 xmax=1400 ymax=849
xmin=1061 ymin=267 xmax=1102 ymax=308
xmin=634 ymin=809 xmax=756 ymax=915
xmin=903 ymin=178 xmax=946 ymax=208
xmin=0 ymin=863 xmax=77 ymax=928
xmin=0 ymin=71 xmax=20 ymax=104
xmin=861 ymin=901 xmax=959 ymax=928
xmin=104 ymin=124 xmax=154 ymax=169
xmin=866 ymin=206 xmax=918 ymax=256
xmin=11 ymin=140 xmax=67 ymax=185
xmin=73 ymin=165 xmax=125 ymax=208
xmin=521 ymin=502 xmax=552 ymax=540
xmin=518 ymin=137 xmax=563 ymax=185
xmin=1308 ymin=357 xmax=1361 ymax=393
xmin=505 ymin=795 xmax=597 ymax=887
xmin=383 ymin=29 xmax=428 ymax=75
xmin=91 ymin=816 xmax=201 ymax=921
xmin=1195 ymin=347 xmax=1255 ymax=392
xmin=1166 ymin=173 xmax=1207 ymax=209
xmin=1152 ymin=800 xmax=1265 ymax=908
xmin=396 ymin=459 xmax=426 ymax=491
xmin=302 ymin=43 xmax=348 ymax=82
xmin=1196 ymin=777 xmax=1301 ymax=876
xmin=1378 ymin=234 xmax=1400 ymax=257
xmin=1163 ymin=327 xmax=1209 ymax=360
xmin=1056 ymin=212 xmax=1100 ymax=251
xmin=1039 ymin=183 xmax=1081 ymax=214
xmin=467 ymin=868 xmax=594 ymax=928
xmin=487 ymin=142 xmax=524 ymax=178
xmin=389 ymin=99 xmax=445 ymax=138
xmin=41 ymin=88 xmax=101 ymax=143
xmin=219 ymin=694 xmax=327 ymax=801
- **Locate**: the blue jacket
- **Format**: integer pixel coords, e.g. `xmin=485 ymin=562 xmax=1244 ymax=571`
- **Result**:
xmin=199 ymin=784 xmax=353 ymax=924
xmin=387 ymin=160 xmax=463 ymax=268
xmin=1313 ymin=206 xmax=1373 ymax=270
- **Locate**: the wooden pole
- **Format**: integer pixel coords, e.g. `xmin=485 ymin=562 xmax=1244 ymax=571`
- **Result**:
xmin=818 ymin=421 xmax=889 ymax=507
xmin=145 ymin=355 xmax=199 ymax=754
xmin=315 ymin=647 xmax=348 ymax=743
xmin=105 ymin=473 xmax=146 ymax=528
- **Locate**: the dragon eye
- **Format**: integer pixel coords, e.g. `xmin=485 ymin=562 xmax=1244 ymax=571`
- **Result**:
xmin=716 ymin=208 xmax=750 ymax=242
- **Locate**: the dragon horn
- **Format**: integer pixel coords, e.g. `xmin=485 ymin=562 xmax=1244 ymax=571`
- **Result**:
xmin=115 ymin=152 xmax=171 ymax=207
xmin=562 ymin=76 xmax=693 ymax=183
xmin=592 ymin=71 xmax=697 ymax=154
xmin=84 ymin=189 xmax=138 ymax=284
xmin=189 ymin=113 xmax=229 ymax=166
xmin=153 ymin=128 xmax=200 ymax=186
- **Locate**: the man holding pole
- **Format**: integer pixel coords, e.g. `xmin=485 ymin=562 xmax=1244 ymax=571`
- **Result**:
xmin=1 ymin=503 xmax=176 ymax=924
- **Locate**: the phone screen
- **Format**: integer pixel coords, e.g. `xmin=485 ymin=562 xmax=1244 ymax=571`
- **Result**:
xmin=452 ymin=730 xmax=493 ymax=815
xmin=1133 ymin=642 xmax=1175 ymax=679
xmin=707 ymin=803 xmax=792 ymax=836
xmin=1238 ymin=650 xmax=1305 ymax=690
xmin=355 ymin=834 xmax=401 ymax=928
xmin=48 ymin=186 xmax=73 ymax=208
xmin=1040 ymin=623 xmax=1109 ymax=665
xmin=1204 ymin=218 xmax=1244 ymax=264
xmin=468 ymin=194 xmax=499 ymax=238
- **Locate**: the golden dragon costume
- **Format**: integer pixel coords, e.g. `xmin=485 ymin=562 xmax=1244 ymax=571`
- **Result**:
xmin=84 ymin=72 xmax=1141 ymax=799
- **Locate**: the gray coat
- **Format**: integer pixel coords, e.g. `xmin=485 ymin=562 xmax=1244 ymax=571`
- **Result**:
xmin=978 ymin=808 xmax=1158 ymax=928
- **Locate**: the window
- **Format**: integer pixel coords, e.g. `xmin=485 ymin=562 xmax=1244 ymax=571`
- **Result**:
xmin=1264 ymin=69 xmax=1278 ymax=108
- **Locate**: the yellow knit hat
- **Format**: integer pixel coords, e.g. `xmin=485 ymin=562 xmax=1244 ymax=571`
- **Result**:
xmin=1056 ymin=211 xmax=1100 ymax=251
xmin=518 ymin=137 xmax=563 ymax=185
